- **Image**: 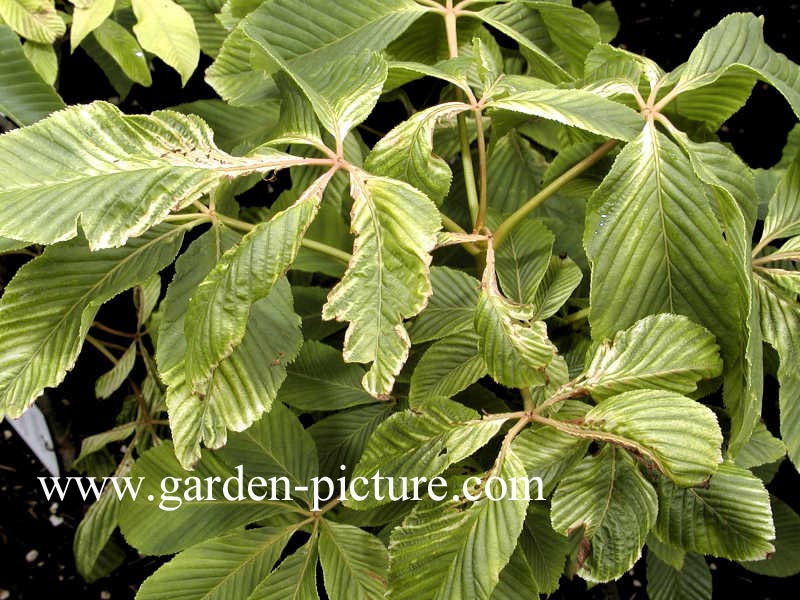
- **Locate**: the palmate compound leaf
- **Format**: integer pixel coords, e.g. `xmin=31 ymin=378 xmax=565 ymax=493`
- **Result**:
xmin=551 ymin=445 xmax=658 ymax=582
xmin=0 ymin=225 xmax=184 ymax=418
xmin=206 ymin=0 xmax=425 ymax=106
xmin=653 ymin=461 xmax=775 ymax=561
xmin=0 ymin=24 xmax=64 ymax=125
xmin=346 ymin=397 xmax=506 ymax=510
xmin=0 ymin=101 xmax=312 ymax=249
xmin=157 ymin=225 xmax=304 ymax=469
xmin=322 ymin=174 xmax=441 ymax=397
xmin=319 ymin=520 xmax=389 ymax=600
xmin=387 ymin=449 xmax=529 ymax=600
xmin=581 ymin=314 xmax=723 ymax=399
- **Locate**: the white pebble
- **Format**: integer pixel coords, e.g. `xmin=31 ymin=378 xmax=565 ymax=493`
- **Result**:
xmin=49 ymin=514 xmax=64 ymax=527
xmin=25 ymin=549 xmax=39 ymax=562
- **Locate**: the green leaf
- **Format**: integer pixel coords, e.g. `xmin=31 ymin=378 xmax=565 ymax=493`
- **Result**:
xmin=73 ymin=462 xmax=128 ymax=581
xmin=207 ymin=0 xmax=425 ymax=106
xmin=0 ymin=24 xmax=64 ymax=125
xmin=248 ymin=537 xmax=319 ymax=600
xmin=308 ymin=403 xmax=394 ymax=480
xmin=0 ymin=225 xmax=183 ymax=418
xmin=490 ymin=540 xmax=540 ymax=599
xmin=0 ymin=0 xmax=65 ymax=43
xmin=646 ymin=552 xmax=712 ymax=600
xmin=291 ymin=285 xmax=346 ymax=341
xmin=184 ymin=189 xmax=321 ymax=402
xmin=242 ymin=34 xmax=388 ymax=141
xmin=761 ymin=150 xmax=800 ymax=244
xmin=136 ymin=527 xmax=294 ymax=600
xmin=531 ymin=255 xmax=582 ymax=319
xmin=119 ymin=442 xmax=302 ymax=555
xmin=319 ymin=520 xmax=388 ymax=600
xmin=551 ymin=445 xmax=657 ymax=582
xmin=475 ymin=3 xmax=572 ymax=83
xmin=487 ymin=89 xmax=642 ymax=141
xmin=409 ymin=330 xmax=488 ymax=404
xmin=495 ymin=219 xmax=554 ymax=304
xmin=75 ymin=423 xmax=137 ymax=464
xmin=741 ymin=496 xmax=800 ymax=577
xmin=170 ymin=99 xmax=280 ymax=154
xmin=653 ymin=461 xmax=775 ymax=561
xmin=512 ymin=400 xmax=591 ymax=496
xmin=365 ymin=102 xmax=467 ymax=205
xmin=584 ymin=123 xmax=752 ymax=447
xmin=135 ymin=273 xmax=161 ymax=326
xmin=407 ymin=266 xmax=480 ymax=344
xmin=91 ymin=18 xmax=152 ymax=87
xmin=475 ymin=247 xmax=556 ymax=388
xmin=668 ymin=128 xmax=762 ymax=459
xmin=735 ymin=421 xmax=786 ymax=469
xmin=582 ymin=314 xmax=722 ymax=399
xmin=174 ymin=277 xmax=303 ymax=466
xmin=0 ymin=101 xmax=306 ymax=249
xmin=278 ymin=340 xmax=376 ymax=412
xmin=388 ymin=450 xmax=529 ymax=600
xmin=756 ymin=275 xmax=800 ymax=471
xmin=215 ymin=401 xmax=319 ymax=504
xmin=21 ymin=40 xmax=57 ymax=85
xmin=486 ymin=130 xmax=549 ymax=215
xmin=174 ymin=0 xmax=227 ymax=58
xmin=68 ymin=0 xmax=113 ymax=50
xmin=491 ymin=503 xmax=573 ymax=598
xmin=322 ymin=175 xmax=441 ymax=397
xmin=347 ymin=397 xmax=505 ymax=510
xmin=577 ymin=390 xmax=723 ymax=486
xmin=95 ymin=342 xmax=136 ymax=399
xmin=131 ymin=0 xmax=199 ymax=85
xmin=670 ymin=12 xmax=800 ymax=119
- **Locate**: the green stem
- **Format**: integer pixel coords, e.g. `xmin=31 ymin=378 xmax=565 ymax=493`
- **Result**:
xmin=561 ymin=307 xmax=590 ymax=325
xmin=444 ymin=0 xmax=481 ymax=228
xmin=85 ymin=334 xmax=119 ymax=364
xmin=301 ymin=238 xmax=352 ymax=264
xmin=457 ymin=113 xmax=480 ymax=226
xmin=473 ymin=108 xmax=489 ymax=231
xmin=215 ymin=213 xmax=352 ymax=264
xmin=520 ymin=387 xmax=534 ymax=413
xmin=493 ymin=140 xmax=617 ymax=246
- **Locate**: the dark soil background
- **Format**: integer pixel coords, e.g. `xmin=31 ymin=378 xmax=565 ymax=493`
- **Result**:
xmin=2 ymin=1 xmax=800 ymax=598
